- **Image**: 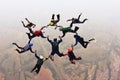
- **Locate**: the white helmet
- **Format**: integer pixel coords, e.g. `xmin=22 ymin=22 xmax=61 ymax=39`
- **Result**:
xmin=39 ymin=55 xmax=44 ymax=59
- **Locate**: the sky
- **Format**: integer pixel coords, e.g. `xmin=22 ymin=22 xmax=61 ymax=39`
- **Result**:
xmin=0 ymin=0 xmax=120 ymax=26
xmin=0 ymin=0 xmax=120 ymax=49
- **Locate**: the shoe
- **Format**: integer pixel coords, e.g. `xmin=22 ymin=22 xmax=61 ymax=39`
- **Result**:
xmin=57 ymin=14 xmax=60 ymax=19
xmin=89 ymin=38 xmax=95 ymax=42
xmin=12 ymin=43 xmax=16 ymax=45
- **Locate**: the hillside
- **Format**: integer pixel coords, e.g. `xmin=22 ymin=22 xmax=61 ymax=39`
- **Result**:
xmin=0 ymin=27 xmax=120 ymax=80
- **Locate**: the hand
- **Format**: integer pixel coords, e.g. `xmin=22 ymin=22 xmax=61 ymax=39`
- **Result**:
xmin=35 ymin=50 xmax=37 ymax=54
xmin=47 ymin=35 xmax=49 ymax=38
xmin=71 ymin=44 xmax=74 ymax=47
xmin=59 ymin=36 xmax=61 ymax=38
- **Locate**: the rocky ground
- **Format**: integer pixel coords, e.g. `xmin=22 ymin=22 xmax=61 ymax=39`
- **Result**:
xmin=0 ymin=28 xmax=120 ymax=80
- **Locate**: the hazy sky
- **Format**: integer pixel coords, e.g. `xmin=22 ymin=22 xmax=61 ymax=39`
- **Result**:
xmin=0 ymin=0 xmax=119 ymax=27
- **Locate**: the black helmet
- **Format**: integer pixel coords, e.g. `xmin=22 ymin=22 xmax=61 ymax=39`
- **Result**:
xmin=54 ymin=38 xmax=57 ymax=41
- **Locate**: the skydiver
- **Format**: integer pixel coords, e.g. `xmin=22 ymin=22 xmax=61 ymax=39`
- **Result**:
xmin=73 ymin=33 xmax=95 ymax=48
xmin=59 ymin=26 xmax=79 ymax=38
xmin=26 ymin=26 xmax=46 ymax=43
xmin=46 ymin=14 xmax=60 ymax=29
xmin=31 ymin=50 xmax=49 ymax=74
xmin=67 ymin=13 xmax=88 ymax=27
xmin=12 ymin=42 xmax=35 ymax=53
xmin=64 ymin=44 xmax=81 ymax=64
xmin=21 ymin=18 xmax=36 ymax=28
xmin=47 ymin=36 xmax=65 ymax=61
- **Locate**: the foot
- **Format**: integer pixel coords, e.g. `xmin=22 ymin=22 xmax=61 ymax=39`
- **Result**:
xmin=89 ymin=38 xmax=95 ymax=42
xmin=26 ymin=32 xmax=29 ymax=34
xmin=12 ymin=43 xmax=16 ymax=45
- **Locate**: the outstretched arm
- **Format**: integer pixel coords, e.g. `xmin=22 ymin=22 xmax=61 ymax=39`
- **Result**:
xmin=34 ymin=50 xmax=39 ymax=59
xmin=67 ymin=19 xmax=72 ymax=22
xmin=74 ymin=39 xmax=78 ymax=46
xmin=73 ymin=33 xmax=79 ymax=46
xmin=71 ymin=44 xmax=74 ymax=50
xmin=25 ymin=18 xmax=36 ymax=28
xmin=25 ymin=18 xmax=31 ymax=23
xmin=78 ymin=13 xmax=82 ymax=20
xmin=64 ymin=53 xmax=68 ymax=56
xmin=40 ymin=26 xmax=46 ymax=30
xmin=43 ymin=56 xmax=49 ymax=62
xmin=30 ymin=48 xmax=35 ymax=53
xmin=58 ymin=36 xmax=62 ymax=43
xmin=32 ymin=23 xmax=36 ymax=28
xmin=47 ymin=36 xmax=52 ymax=43
xmin=21 ymin=21 xmax=26 ymax=27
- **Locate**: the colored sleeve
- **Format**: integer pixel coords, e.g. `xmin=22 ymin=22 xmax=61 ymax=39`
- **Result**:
xmin=43 ymin=57 xmax=49 ymax=62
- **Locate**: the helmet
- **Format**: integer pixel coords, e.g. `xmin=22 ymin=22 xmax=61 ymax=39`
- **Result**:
xmin=54 ymin=38 xmax=57 ymax=41
xmin=39 ymin=55 xmax=44 ymax=59
xmin=68 ymin=48 xmax=73 ymax=52
xmin=29 ymin=43 xmax=33 ymax=47
xmin=34 ymin=30 xmax=41 ymax=36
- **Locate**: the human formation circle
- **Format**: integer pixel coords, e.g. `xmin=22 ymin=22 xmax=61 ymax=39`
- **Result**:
xmin=12 ymin=13 xmax=95 ymax=74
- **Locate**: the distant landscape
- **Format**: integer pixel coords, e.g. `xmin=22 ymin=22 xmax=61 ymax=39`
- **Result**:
xmin=0 ymin=26 xmax=120 ymax=80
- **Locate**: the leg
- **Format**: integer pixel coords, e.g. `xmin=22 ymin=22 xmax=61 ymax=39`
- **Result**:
xmin=70 ymin=22 xmax=73 ymax=28
xmin=21 ymin=21 xmax=27 ymax=28
xmin=12 ymin=43 xmax=23 ymax=49
xmin=52 ymin=14 xmax=55 ymax=20
xmin=25 ymin=18 xmax=31 ymax=23
xmin=89 ymin=38 xmax=95 ymax=41
xmin=78 ymin=13 xmax=82 ymax=20
xmin=75 ymin=57 xmax=82 ymax=60
xmin=79 ymin=40 xmax=89 ymax=48
xmin=56 ymin=14 xmax=60 ymax=22
xmin=61 ymin=31 xmax=66 ymax=38
xmin=35 ymin=65 xmax=42 ymax=74
xmin=50 ymin=14 xmax=55 ymax=22
xmin=40 ymin=33 xmax=46 ymax=38
xmin=31 ymin=64 xmax=37 ymax=72
xmin=49 ymin=52 xmax=55 ymax=61
xmin=26 ymin=33 xmax=31 ymax=39
xmin=84 ymin=41 xmax=89 ymax=48
xmin=57 ymin=51 xmax=64 ymax=57
xmin=26 ymin=33 xmax=35 ymax=43
xmin=15 ymin=49 xmax=24 ymax=53
xmin=28 ymin=28 xmax=34 ymax=34
xmin=80 ymin=18 xmax=88 ymax=23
